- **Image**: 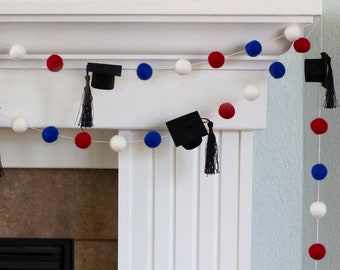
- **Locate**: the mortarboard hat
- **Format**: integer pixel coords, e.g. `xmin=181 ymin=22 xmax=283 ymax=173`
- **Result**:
xmin=305 ymin=52 xmax=336 ymax=108
xmin=77 ymin=62 xmax=122 ymax=128
xmin=166 ymin=111 xmax=219 ymax=174
xmin=166 ymin=111 xmax=208 ymax=150
xmin=86 ymin=63 xmax=122 ymax=90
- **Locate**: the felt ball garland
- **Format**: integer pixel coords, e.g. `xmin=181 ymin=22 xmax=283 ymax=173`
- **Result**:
xmin=306 ymin=27 xmax=334 ymax=263
xmin=9 ymin=44 xmax=26 ymax=60
xmin=309 ymin=243 xmax=326 ymax=260
xmin=11 ymin=116 xmax=29 ymax=133
xmin=3 ymin=22 xmax=314 ymax=89
xmin=0 ymin=21 xmax=334 ymax=265
xmin=46 ymin=54 xmax=64 ymax=72
xmin=245 ymin=40 xmax=262 ymax=57
xmin=0 ymin=22 xmax=324 ymax=176
xmin=175 ymin=59 xmax=192 ymax=75
xmin=311 ymin=163 xmax=328 ymax=181
xmin=293 ymin=37 xmax=311 ymax=53
xmin=218 ymin=102 xmax=235 ymax=119
xmin=75 ymin=131 xmax=92 ymax=149
xmin=310 ymin=118 xmax=328 ymax=135
xmin=137 ymin=63 xmax=153 ymax=80
xmin=208 ymin=51 xmax=225 ymax=68
xmin=244 ymin=84 xmax=260 ymax=101
xmin=269 ymin=62 xmax=286 ymax=79
xmin=284 ymin=25 xmax=302 ymax=41
xmin=42 ymin=126 xmax=59 ymax=143
xmin=110 ymin=135 xmax=127 ymax=152
xmin=144 ymin=130 xmax=162 ymax=148
xmin=310 ymin=201 xmax=327 ymax=218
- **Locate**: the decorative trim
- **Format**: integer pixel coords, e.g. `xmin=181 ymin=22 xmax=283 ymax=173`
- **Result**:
xmin=0 ymin=54 xmax=279 ymax=71
xmin=1 ymin=0 xmax=322 ymax=16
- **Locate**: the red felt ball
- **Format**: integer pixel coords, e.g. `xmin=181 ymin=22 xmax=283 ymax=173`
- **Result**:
xmin=310 ymin=118 xmax=328 ymax=135
xmin=293 ymin=37 xmax=311 ymax=53
xmin=308 ymin=243 xmax=326 ymax=260
xmin=208 ymin=51 xmax=225 ymax=68
xmin=46 ymin=54 xmax=64 ymax=72
xmin=75 ymin=131 xmax=92 ymax=149
xmin=219 ymin=102 xmax=235 ymax=119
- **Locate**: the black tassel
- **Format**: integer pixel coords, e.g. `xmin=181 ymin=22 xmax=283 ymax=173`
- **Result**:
xmin=78 ymin=74 xmax=93 ymax=128
xmin=204 ymin=121 xmax=219 ymax=175
xmin=0 ymin=155 xmax=5 ymax=177
xmin=322 ymin=52 xmax=336 ymax=109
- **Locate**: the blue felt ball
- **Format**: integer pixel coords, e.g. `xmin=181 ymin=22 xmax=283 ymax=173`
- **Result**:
xmin=144 ymin=131 xmax=162 ymax=148
xmin=137 ymin=63 xmax=153 ymax=80
xmin=42 ymin=126 xmax=59 ymax=143
xmin=311 ymin=163 xmax=328 ymax=180
xmin=245 ymin=40 xmax=262 ymax=57
xmin=269 ymin=62 xmax=286 ymax=79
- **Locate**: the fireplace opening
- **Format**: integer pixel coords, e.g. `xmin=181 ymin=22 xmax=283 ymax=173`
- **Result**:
xmin=0 ymin=238 xmax=73 ymax=270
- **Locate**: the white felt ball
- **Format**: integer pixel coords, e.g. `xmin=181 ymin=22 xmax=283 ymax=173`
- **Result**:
xmin=310 ymin=201 xmax=327 ymax=218
xmin=110 ymin=135 xmax=127 ymax=152
xmin=11 ymin=116 xmax=29 ymax=133
xmin=284 ymin=26 xmax=302 ymax=42
xmin=175 ymin=59 xmax=192 ymax=75
xmin=244 ymin=84 xmax=260 ymax=101
xmin=9 ymin=44 xmax=26 ymax=60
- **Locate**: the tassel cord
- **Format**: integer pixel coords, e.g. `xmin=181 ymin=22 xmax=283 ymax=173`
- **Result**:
xmin=204 ymin=120 xmax=220 ymax=175
xmin=322 ymin=52 xmax=336 ymax=109
xmin=78 ymin=74 xmax=94 ymax=128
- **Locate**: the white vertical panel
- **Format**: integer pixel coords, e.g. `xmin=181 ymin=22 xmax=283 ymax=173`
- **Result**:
xmin=219 ymin=131 xmax=241 ymax=270
xmin=238 ymin=131 xmax=253 ymax=270
xmin=153 ymin=134 xmax=176 ymax=270
xmin=197 ymin=131 xmax=221 ymax=270
xmin=118 ymin=130 xmax=132 ymax=270
xmin=118 ymin=130 xmax=154 ymax=270
xmin=118 ymin=129 xmax=253 ymax=270
xmin=174 ymin=145 xmax=200 ymax=270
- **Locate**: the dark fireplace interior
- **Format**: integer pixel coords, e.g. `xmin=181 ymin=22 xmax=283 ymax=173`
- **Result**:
xmin=0 ymin=238 xmax=73 ymax=270
xmin=0 ymin=169 xmax=118 ymax=270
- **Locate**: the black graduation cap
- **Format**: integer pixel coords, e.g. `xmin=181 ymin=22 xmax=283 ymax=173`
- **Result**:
xmin=86 ymin=63 xmax=122 ymax=90
xmin=166 ymin=111 xmax=219 ymax=175
xmin=166 ymin=111 xmax=208 ymax=150
xmin=305 ymin=52 xmax=336 ymax=108
xmin=77 ymin=62 xmax=122 ymax=128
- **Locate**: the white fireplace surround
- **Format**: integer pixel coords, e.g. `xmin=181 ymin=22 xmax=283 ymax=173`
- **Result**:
xmin=0 ymin=1 xmax=321 ymax=269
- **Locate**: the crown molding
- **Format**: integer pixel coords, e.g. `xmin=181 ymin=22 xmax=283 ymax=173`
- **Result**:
xmin=1 ymin=0 xmax=322 ymax=16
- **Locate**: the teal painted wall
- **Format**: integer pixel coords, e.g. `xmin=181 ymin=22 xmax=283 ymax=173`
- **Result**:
xmin=303 ymin=0 xmax=340 ymax=269
xmin=252 ymin=50 xmax=304 ymax=269
xmin=252 ymin=0 xmax=340 ymax=269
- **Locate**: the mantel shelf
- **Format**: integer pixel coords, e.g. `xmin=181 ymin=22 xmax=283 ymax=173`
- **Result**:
xmin=0 ymin=0 xmax=321 ymax=65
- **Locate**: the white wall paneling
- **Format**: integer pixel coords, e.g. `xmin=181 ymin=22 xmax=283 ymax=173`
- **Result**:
xmin=0 ymin=68 xmax=268 ymax=130
xmin=0 ymin=128 xmax=118 ymax=168
xmin=118 ymin=129 xmax=253 ymax=270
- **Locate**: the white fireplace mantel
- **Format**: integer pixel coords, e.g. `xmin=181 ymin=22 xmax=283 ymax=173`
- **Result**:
xmin=0 ymin=0 xmax=320 ymax=131
xmin=0 ymin=1 xmax=321 ymax=270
